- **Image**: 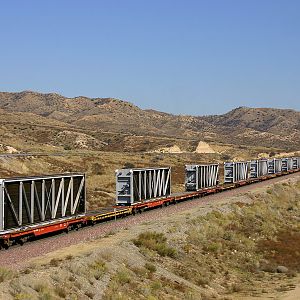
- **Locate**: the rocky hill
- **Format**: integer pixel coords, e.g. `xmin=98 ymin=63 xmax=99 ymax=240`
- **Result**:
xmin=0 ymin=91 xmax=212 ymax=138
xmin=204 ymin=106 xmax=300 ymax=134
xmin=0 ymin=91 xmax=299 ymax=151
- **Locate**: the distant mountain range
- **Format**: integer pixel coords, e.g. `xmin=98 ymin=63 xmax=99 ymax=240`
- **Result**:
xmin=0 ymin=91 xmax=299 ymax=151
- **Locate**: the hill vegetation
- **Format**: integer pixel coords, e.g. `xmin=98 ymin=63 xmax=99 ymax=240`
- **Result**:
xmin=0 ymin=91 xmax=298 ymax=209
xmin=0 ymin=178 xmax=299 ymax=299
xmin=0 ymin=91 xmax=299 ymax=152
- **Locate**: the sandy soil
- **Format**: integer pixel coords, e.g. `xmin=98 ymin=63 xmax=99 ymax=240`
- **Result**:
xmin=194 ymin=141 xmax=216 ymax=153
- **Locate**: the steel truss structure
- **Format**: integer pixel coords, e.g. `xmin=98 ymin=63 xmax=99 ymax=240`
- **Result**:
xmin=292 ymin=157 xmax=300 ymax=169
xmin=250 ymin=159 xmax=268 ymax=178
xmin=274 ymin=158 xmax=283 ymax=173
xmin=267 ymin=158 xmax=282 ymax=174
xmin=267 ymin=159 xmax=275 ymax=174
xmin=115 ymin=167 xmax=171 ymax=205
xmin=185 ymin=164 xmax=219 ymax=191
xmin=224 ymin=161 xmax=249 ymax=183
xmin=282 ymin=158 xmax=293 ymax=172
xmin=0 ymin=174 xmax=86 ymax=231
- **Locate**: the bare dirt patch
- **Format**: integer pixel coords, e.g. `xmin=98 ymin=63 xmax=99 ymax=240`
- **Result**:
xmin=194 ymin=140 xmax=216 ymax=153
xmin=258 ymin=230 xmax=300 ymax=272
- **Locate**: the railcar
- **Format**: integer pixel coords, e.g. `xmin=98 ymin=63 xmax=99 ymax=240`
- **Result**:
xmin=292 ymin=157 xmax=300 ymax=170
xmin=224 ymin=161 xmax=249 ymax=183
xmin=185 ymin=164 xmax=219 ymax=191
xmin=0 ymin=173 xmax=86 ymax=247
xmin=115 ymin=167 xmax=171 ymax=206
xmin=282 ymin=157 xmax=293 ymax=172
xmin=267 ymin=159 xmax=275 ymax=174
xmin=275 ymin=158 xmax=283 ymax=173
xmin=250 ymin=159 xmax=268 ymax=178
xmin=1 ymin=156 xmax=299 ymax=249
xmin=267 ymin=158 xmax=282 ymax=174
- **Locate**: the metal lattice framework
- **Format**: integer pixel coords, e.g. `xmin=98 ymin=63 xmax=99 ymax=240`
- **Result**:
xmin=274 ymin=158 xmax=283 ymax=173
xmin=267 ymin=158 xmax=282 ymax=174
xmin=115 ymin=167 xmax=171 ymax=205
xmin=250 ymin=159 xmax=268 ymax=178
xmin=292 ymin=157 xmax=300 ymax=169
xmin=0 ymin=174 xmax=86 ymax=231
xmin=185 ymin=164 xmax=219 ymax=191
xmin=282 ymin=158 xmax=293 ymax=171
xmin=224 ymin=161 xmax=249 ymax=183
xmin=267 ymin=159 xmax=275 ymax=174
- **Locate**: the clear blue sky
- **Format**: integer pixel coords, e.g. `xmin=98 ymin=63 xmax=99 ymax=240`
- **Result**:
xmin=0 ymin=0 xmax=299 ymax=115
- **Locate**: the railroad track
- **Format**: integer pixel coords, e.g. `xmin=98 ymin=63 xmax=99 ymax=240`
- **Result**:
xmin=1 ymin=171 xmax=299 ymax=270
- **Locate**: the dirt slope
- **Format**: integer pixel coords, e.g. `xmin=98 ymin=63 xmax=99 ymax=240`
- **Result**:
xmin=0 ymin=91 xmax=299 ymax=151
xmin=0 ymin=173 xmax=299 ymax=299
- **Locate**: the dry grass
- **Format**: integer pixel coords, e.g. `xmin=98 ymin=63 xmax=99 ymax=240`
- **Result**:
xmin=126 ymin=180 xmax=300 ymax=297
xmin=144 ymin=262 xmax=156 ymax=273
xmin=0 ymin=267 xmax=15 ymax=283
xmin=1 ymin=179 xmax=300 ymax=300
xmin=88 ymin=258 xmax=107 ymax=280
xmin=133 ymin=231 xmax=177 ymax=258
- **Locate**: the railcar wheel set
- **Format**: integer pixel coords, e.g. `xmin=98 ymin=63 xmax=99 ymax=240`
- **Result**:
xmin=0 ymin=157 xmax=299 ymax=249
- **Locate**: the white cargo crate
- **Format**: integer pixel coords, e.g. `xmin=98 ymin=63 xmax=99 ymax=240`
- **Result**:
xmin=224 ymin=161 xmax=249 ymax=183
xmin=0 ymin=173 xmax=86 ymax=232
xmin=250 ymin=159 xmax=268 ymax=178
xmin=185 ymin=164 xmax=219 ymax=191
xmin=115 ymin=167 xmax=171 ymax=205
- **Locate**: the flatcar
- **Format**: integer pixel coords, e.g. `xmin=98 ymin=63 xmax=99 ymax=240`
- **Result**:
xmin=1 ymin=156 xmax=299 ymax=249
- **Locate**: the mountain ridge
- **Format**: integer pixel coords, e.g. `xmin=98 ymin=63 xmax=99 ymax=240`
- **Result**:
xmin=0 ymin=91 xmax=299 ymax=151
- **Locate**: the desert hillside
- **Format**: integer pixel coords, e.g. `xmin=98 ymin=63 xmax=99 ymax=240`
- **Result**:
xmin=205 ymin=106 xmax=300 ymax=133
xmin=0 ymin=177 xmax=299 ymax=299
xmin=0 ymin=91 xmax=298 ymax=209
xmin=0 ymin=91 xmax=299 ymax=151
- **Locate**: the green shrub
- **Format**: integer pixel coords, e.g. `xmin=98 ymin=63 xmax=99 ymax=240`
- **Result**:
xmin=49 ymin=258 xmax=61 ymax=267
xmin=123 ymin=162 xmax=135 ymax=169
xmin=204 ymin=241 xmax=223 ymax=253
xmin=65 ymin=254 xmax=73 ymax=260
xmin=116 ymin=270 xmax=131 ymax=284
xmin=54 ymin=285 xmax=67 ymax=298
xmin=145 ymin=262 xmax=156 ymax=273
xmin=133 ymin=231 xmax=177 ymax=258
xmin=33 ymin=282 xmax=48 ymax=293
xmin=91 ymin=163 xmax=105 ymax=175
xmin=12 ymin=293 xmax=32 ymax=300
xmin=32 ymin=282 xmax=54 ymax=300
xmin=150 ymin=280 xmax=162 ymax=292
xmin=89 ymin=259 xmax=107 ymax=280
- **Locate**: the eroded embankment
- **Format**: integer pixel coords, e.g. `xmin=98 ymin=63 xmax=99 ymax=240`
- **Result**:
xmin=0 ymin=177 xmax=299 ymax=299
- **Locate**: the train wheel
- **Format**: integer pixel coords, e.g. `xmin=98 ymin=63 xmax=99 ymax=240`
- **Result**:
xmin=2 ymin=240 xmax=11 ymax=250
xmin=17 ymin=239 xmax=24 ymax=246
xmin=66 ymin=226 xmax=72 ymax=233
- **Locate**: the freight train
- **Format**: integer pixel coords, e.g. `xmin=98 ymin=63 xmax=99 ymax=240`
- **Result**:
xmin=0 ymin=156 xmax=299 ymax=249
